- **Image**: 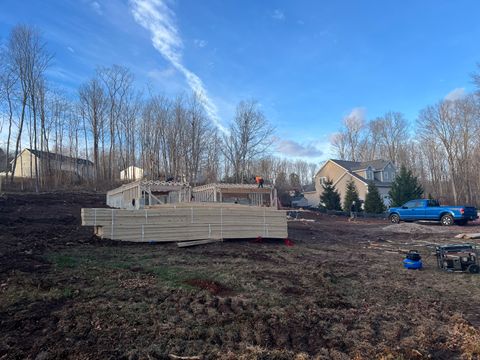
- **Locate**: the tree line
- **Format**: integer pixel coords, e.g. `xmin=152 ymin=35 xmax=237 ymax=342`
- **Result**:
xmin=4 ymin=23 xmax=478 ymax=206
xmin=0 ymin=25 xmax=318 ymax=191
xmin=331 ymin=72 xmax=480 ymax=206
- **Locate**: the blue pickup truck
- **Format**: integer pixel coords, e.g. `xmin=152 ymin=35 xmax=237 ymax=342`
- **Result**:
xmin=388 ymin=199 xmax=478 ymax=226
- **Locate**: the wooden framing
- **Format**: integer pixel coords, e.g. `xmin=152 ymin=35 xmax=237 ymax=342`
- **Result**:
xmin=192 ymin=183 xmax=277 ymax=207
xmin=106 ymin=180 xmax=191 ymax=210
xmin=81 ymin=204 xmax=288 ymax=243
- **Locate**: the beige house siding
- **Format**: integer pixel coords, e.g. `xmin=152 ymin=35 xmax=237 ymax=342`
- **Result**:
xmin=334 ymin=174 xmax=368 ymax=207
xmin=13 ymin=150 xmax=38 ymax=178
xmin=120 ymin=166 xmax=144 ymax=181
xmin=12 ymin=149 xmax=94 ymax=179
xmin=315 ymin=161 xmax=345 ymax=190
xmin=316 ymin=160 xmax=357 ymax=203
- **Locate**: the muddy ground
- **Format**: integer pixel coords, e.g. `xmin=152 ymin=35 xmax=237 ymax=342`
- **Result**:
xmin=1 ymin=193 xmax=480 ymax=359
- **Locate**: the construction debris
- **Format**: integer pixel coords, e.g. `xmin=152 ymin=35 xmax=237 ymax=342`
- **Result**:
xmin=176 ymin=238 xmax=223 ymax=247
xmin=81 ymin=203 xmax=288 ymax=243
xmin=455 ymin=233 xmax=480 ymax=239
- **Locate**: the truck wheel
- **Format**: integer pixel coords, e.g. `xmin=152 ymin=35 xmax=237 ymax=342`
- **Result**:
xmin=389 ymin=214 xmax=400 ymax=224
xmin=441 ymin=214 xmax=454 ymax=226
xmin=467 ymin=264 xmax=480 ymax=274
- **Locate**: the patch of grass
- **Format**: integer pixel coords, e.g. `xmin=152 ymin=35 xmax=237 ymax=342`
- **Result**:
xmin=106 ymin=260 xmax=135 ymax=270
xmin=50 ymin=255 xmax=78 ymax=269
xmin=0 ymin=285 xmax=76 ymax=309
xmin=147 ymin=265 xmax=210 ymax=289
xmin=61 ymin=287 xmax=74 ymax=299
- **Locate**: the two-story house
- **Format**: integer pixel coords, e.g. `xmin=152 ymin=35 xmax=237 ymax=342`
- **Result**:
xmin=304 ymin=159 xmax=396 ymax=208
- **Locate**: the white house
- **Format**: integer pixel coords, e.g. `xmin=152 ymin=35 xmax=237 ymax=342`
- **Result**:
xmin=120 ymin=166 xmax=144 ymax=181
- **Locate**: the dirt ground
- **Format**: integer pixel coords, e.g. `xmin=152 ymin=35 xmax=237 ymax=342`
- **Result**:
xmin=1 ymin=193 xmax=480 ymax=359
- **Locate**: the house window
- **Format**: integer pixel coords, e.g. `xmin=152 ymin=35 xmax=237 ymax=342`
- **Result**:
xmin=320 ymin=177 xmax=327 ymax=186
xmin=367 ymin=171 xmax=373 ymax=180
xmin=384 ymin=172 xmax=389 ymax=181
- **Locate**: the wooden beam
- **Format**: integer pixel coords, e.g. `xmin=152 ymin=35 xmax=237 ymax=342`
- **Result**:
xmin=177 ymin=238 xmax=223 ymax=247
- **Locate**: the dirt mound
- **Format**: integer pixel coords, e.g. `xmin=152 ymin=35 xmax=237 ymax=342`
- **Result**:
xmin=383 ymin=222 xmax=446 ymax=234
xmin=185 ymin=278 xmax=233 ymax=296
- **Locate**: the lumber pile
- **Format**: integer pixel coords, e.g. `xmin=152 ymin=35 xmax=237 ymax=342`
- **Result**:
xmin=81 ymin=204 xmax=287 ymax=243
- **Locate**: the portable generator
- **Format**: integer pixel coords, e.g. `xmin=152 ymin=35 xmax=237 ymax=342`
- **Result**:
xmin=436 ymin=244 xmax=480 ymax=273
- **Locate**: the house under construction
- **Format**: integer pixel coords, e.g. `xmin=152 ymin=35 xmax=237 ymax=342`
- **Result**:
xmin=192 ymin=183 xmax=277 ymax=207
xmin=106 ymin=181 xmax=278 ymax=209
xmin=106 ymin=180 xmax=191 ymax=210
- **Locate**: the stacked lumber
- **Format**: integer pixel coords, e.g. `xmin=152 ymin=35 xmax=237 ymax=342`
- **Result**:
xmin=81 ymin=204 xmax=287 ymax=243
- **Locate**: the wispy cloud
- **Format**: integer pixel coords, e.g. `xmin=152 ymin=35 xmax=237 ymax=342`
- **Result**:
xmin=90 ymin=1 xmax=103 ymax=15
xmin=148 ymin=67 xmax=176 ymax=80
xmin=271 ymin=9 xmax=285 ymax=21
xmin=67 ymin=46 xmax=75 ymax=53
xmin=275 ymin=139 xmax=323 ymax=158
xmin=445 ymin=87 xmax=466 ymax=101
xmin=129 ymin=0 xmax=226 ymax=133
xmin=193 ymin=39 xmax=207 ymax=48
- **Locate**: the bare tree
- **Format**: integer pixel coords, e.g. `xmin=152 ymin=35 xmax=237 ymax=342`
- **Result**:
xmin=330 ymin=132 xmax=348 ymax=160
xmin=98 ymin=65 xmax=134 ymax=181
xmin=183 ymin=94 xmax=210 ymax=184
xmin=79 ymin=78 xmax=107 ymax=182
xmin=0 ymin=43 xmax=18 ymax=184
xmin=417 ymin=96 xmax=479 ymax=204
xmin=376 ymin=112 xmax=409 ymax=164
xmin=222 ymin=100 xmax=274 ymax=183
xmin=7 ymin=25 xmax=51 ymax=186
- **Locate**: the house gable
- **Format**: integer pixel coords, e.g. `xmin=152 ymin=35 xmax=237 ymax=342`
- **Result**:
xmin=315 ymin=160 xmax=352 ymax=189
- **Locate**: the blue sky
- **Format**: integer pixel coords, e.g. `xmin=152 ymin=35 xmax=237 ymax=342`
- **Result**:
xmin=1 ymin=0 xmax=480 ymax=162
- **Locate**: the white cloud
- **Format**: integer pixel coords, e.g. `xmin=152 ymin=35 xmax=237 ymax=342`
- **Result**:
xmin=344 ymin=107 xmax=366 ymax=123
xmin=445 ymin=87 xmax=466 ymax=101
xmin=193 ymin=39 xmax=207 ymax=48
xmin=91 ymin=1 xmax=103 ymax=15
xmin=275 ymin=139 xmax=323 ymax=158
xmin=129 ymin=0 xmax=227 ymax=133
xmin=272 ymin=9 xmax=285 ymax=21
xmin=67 ymin=46 xmax=75 ymax=53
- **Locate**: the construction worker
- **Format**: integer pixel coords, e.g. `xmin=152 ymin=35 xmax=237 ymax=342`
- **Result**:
xmin=349 ymin=201 xmax=357 ymax=221
xmin=255 ymin=176 xmax=264 ymax=188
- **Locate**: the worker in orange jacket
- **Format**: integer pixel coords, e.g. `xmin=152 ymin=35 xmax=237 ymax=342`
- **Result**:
xmin=255 ymin=176 xmax=264 ymax=188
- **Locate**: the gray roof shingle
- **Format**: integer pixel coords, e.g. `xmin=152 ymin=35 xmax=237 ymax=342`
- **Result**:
xmin=331 ymin=159 xmax=391 ymax=171
xmin=328 ymin=159 xmax=394 ymax=185
xmin=26 ymin=149 xmax=93 ymax=166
